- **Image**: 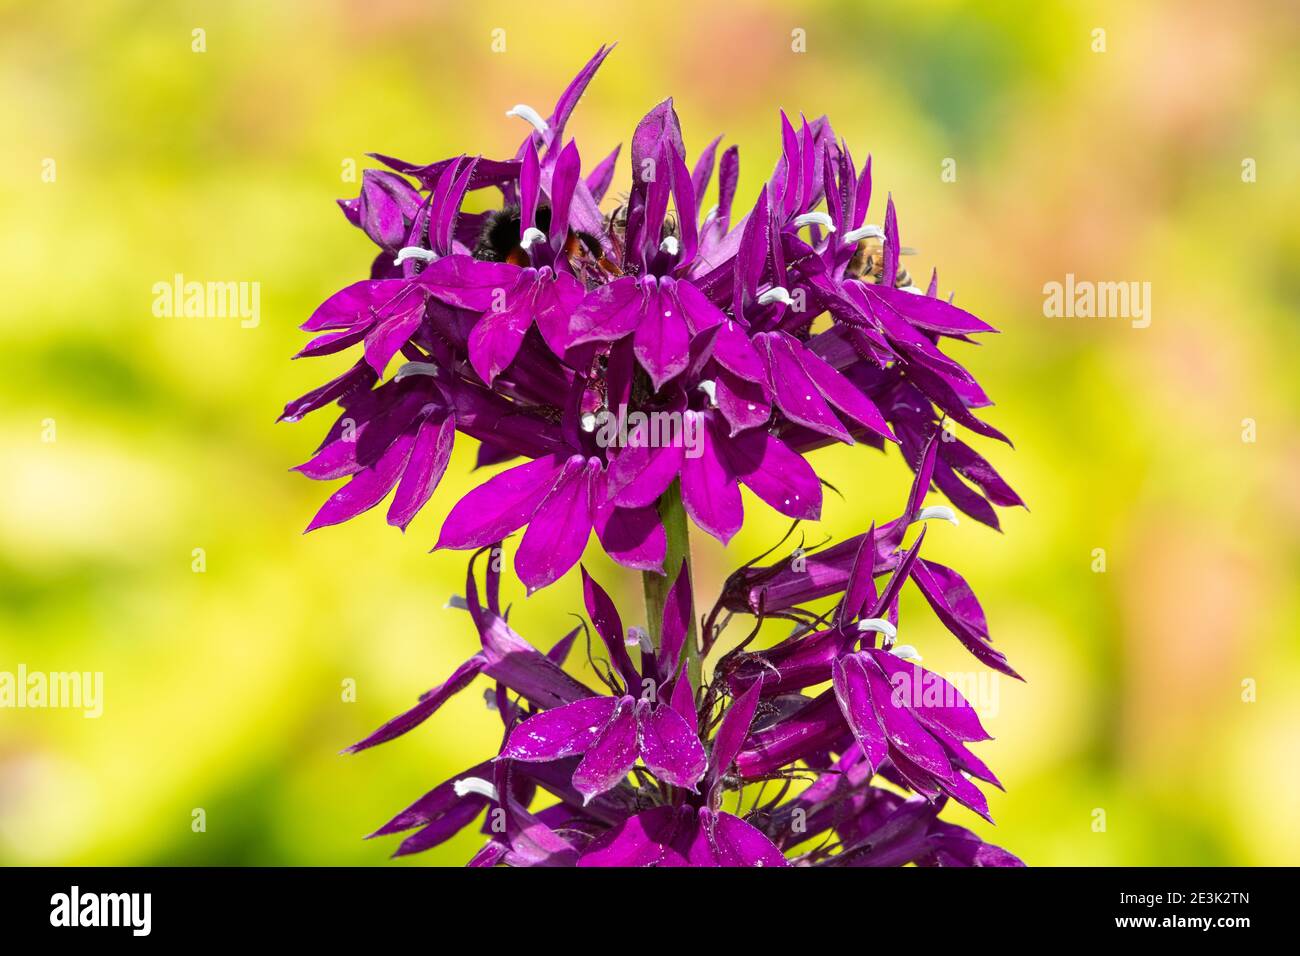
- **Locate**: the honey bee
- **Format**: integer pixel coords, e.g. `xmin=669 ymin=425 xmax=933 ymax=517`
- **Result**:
xmin=845 ymin=234 xmax=918 ymax=289
xmin=603 ymin=202 xmax=678 ymax=261
xmin=605 ymin=202 xmax=629 ymax=247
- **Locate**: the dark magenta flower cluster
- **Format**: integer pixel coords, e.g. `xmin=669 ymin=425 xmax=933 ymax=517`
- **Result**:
xmin=286 ymin=46 xmax=1023 ymax=866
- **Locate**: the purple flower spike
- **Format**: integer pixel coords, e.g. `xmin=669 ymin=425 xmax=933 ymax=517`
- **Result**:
xmin=291 ymin=47 xmax=1024 ymax=867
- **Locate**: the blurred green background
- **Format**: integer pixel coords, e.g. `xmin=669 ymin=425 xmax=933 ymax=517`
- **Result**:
xmin=2 ymin=0 xmax=1298 ymax=866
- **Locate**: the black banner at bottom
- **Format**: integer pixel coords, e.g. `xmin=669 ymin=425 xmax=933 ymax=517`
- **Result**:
xmin=0 ymin=866 xmax=1279 ymax=941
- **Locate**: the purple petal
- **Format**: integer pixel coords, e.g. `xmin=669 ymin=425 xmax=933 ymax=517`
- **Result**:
xmin=547 ymin=139 xmax=582 ymax=255
xmin=680 ymin=412 xmax=743 ymax=544
xmin=430 ymin=156 xmax=477 ymax=255
xmin=545 ymin=45 xmax=614 ymax=150
xmin=278 ymin=359 xmax=377 ymax=423
xmin=633 ymin=280 xmax=692 ymax=389
xmin=569 ymin=276 xmax=646 ymax=346
xmin=302 ymin=279 xmax=405 ymax=332
xmin=519 ymin=140 xmax=541 ymax=232
xmin=572 ymin=696 xmax=639 ymax=802
xmin=636 ymin=699 xmax=707 ymax=790
xmin=669 ymin=669 xmax=697 ymax=730
xmin=934 ymin=458 xmax=1001 ymax=531
xmin=503 ymin=814 xmax=581 ymax=867
xmin=500 ymin=696 xmax=622 ymax=761
xmin=838 ymin=525 xmax=879 ymax=625
xmin=928 ymin=722 xmax=1000 ymax=787
xmin=858 ymin=653 xmax=951 ymax=778
xmin=920 ymin=821 xmax=1024 ymax=867
xmin=667 ymin=278 xmax=725 ymax=336
xmin=721 ymin=427 xmax=821 ymax=521
xmin=393 ymin=799 xmax=487 ymax=857
xmin=585 ymin=145 xmax=621 ymax=203
xmin=834 ymin=796 xmax=936 ymax=867
xmin=728 ymin=626 xmax=843 ymax=697
xmin=910 ymin=558 xmax=1020 ymax=679
xmin=716 ymin=145 xmax=740 ymax=227
xmin=516 ymin=457 xmax=597 ymax=591
xmin=869 ymin=525 xmax=926 ymax=620
xmin=294 ymin=432 xmax=364 ymax=481
xmin=531 ymin=269 xmax=585 ymax=361
xmin=931 ymin=761 xmax=993 ymax=822
xmin=758 ymin=331 xmax=852 ymax=442
xmin=478 ymin=612 xmax=595 ymax=708
xmin=732 ymin=189 xmax=770 ymax=318
xmin=871 ymin=282 xmax=996 ymax=335
xmin=387 ymin=413 xmax=454 ymax=530
xmin=709 ymin=810 xmax=789 ymax=867
xmin=369 ymin=759 xmax=492 ymax=836
xmin=580 ymin=566 xmax=639 ymax=688
xmin=940 ymin=439 xmax=1024 ymax=509
xmin=346 ymin=654 xmax=485 ymax=753
xmin=295 ymin=325 xmax=369 ymax=358
xmin=305 ymin=428 xmax=416 ymax=531
xmin=359 ymin=169 xmax=419 ymax=249
xmin=794 ymin=342 xmax=896 ymax=442
xmin=657 ymin=561 xmax=692 ymax=676
xmin=690 ymin=135 xmax=723 ymax=214
xmin=416 ymin=257 xmax=522 ymax=312
xmin=434 ymin=454 xmax=562 ymax=551
xmin=627 ymin=99 xmax=685 ymax=260
xmin=578 ymin=806 xmax=685 ymax=867
xmin=832 ymin=655 xmax=889 ymax=772
xmin=546 ymin=626 xmax=580 ymax=666
xmin=467 ymin=275 xmax=535 ymax=385
xmin=713 ymin=372 xmax=771 ymax=435
xmin=668 ymin=146 xmax=699 ymax=265
xmin=607 ymin=435 xmax=684 ymax=509
xmin=707 ymin=319 xmax=768 ymax=383
xmin=710 ymin=681 xmax=762 ymax=783
xmin=592 ymin=497 xmax=667 ymax=573
xmin=881 ymin=195 xmax=900 ymax=291
xmin=868 ymin=650 xmax=987 ymax=749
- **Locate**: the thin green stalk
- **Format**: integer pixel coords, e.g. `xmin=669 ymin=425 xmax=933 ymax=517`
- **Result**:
xmin=642 ymin=481 xmax=701 ymax=692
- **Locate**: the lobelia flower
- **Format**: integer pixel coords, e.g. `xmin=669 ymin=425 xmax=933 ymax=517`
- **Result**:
xmin=288 ymin=46 xmax=1025 ymax=866
xmin=348 ymin=539 xmax=1019 ymax=866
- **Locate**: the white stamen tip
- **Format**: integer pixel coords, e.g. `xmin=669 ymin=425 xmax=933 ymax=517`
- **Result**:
xmin=519 ymin=226 xmax=546 ymax=250
xmin=659 ymin=235 xmax=680 ymax=256
xmin=625 ymin=626 xmax=652 ymax=652
xmin=858 ymin=618 xmax=898 ymax=645
xmin=890 ymin=644 xmax=923 ymax=662
xmin=580 ymin=412 xmax=598 ymax=433
xmin=916 ymin=505 xmax=959 ymax=526
xmin=901 ymin=284 xmax=924 ymax=294
xmin=444 ymin=594 xmax=469 ymax=611
xmin=394 ymin=361 xmax=440 ymax=381
xmin=757 ymin=286 xmax=793 ymax=306
xmin=843 ymin=224 xmax=885 ymax=243
xmin=697 ymin=380 xmax=718 ymax=406
xmin=505 ymin=103 xmax=549 ymax=134
xmin=453 ymin=777 xmax=500 ymax=801
xmin=792 ymin=212 xmax=835 ymax=232
xmin=393 ymin=246 xmax=438 ymax=266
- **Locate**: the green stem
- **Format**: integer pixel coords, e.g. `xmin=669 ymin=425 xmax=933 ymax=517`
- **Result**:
xmin=642 ymin=481 xmax=701 ymax=692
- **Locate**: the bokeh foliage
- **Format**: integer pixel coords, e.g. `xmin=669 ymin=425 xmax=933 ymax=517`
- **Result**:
xmin=2 ymin=0 xmax=1297 ymax=865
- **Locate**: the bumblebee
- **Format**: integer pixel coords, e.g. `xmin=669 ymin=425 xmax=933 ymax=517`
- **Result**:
xmin=472 ymin=204 xmax=603 ymax=265
xmin=845 ymin=234 xmax=918 ymax=289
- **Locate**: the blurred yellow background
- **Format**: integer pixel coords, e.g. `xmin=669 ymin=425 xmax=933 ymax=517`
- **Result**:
xmin=2 ymin=0 xmax=1298 ymax=866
